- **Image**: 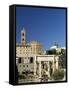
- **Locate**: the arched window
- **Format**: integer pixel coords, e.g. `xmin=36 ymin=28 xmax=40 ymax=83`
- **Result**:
xmin=30 ymin=57 xmax=33 ymax=63
xmin=18 ymin=57 xmax=21 ymax=63
xmin=22 ymin=38 xmax=24 ymax=41
xmin=22 ymin=33 xmax=24 ymax=36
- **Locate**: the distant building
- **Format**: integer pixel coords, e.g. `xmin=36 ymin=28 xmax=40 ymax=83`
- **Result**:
xmin=50 ymin=43 xmax=66 ymax=53
xmin=16 ymin=28 xmax=43 ymax=57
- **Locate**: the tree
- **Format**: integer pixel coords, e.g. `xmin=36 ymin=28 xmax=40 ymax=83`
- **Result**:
xmin=59 ymin=49 xmax=66 ymax=68
xmin=52 ymin=69 xmax=64 ymax=80
xmin=46 ymin=49 xmax=56 ymax=55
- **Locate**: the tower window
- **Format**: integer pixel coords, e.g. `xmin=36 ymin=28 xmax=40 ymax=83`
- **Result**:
xmin=22 ymin=38 xmax=24 ymax=41
xmin=22 ymin=33 xmax=24 ymax=36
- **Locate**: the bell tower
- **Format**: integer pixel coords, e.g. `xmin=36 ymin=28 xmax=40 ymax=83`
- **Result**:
xmin=21 ymin=27 xmax=26 ymax=45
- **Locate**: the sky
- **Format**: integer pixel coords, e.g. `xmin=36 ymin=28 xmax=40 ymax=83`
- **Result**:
xmin=16 ymin=6 xmax=66 ymax=50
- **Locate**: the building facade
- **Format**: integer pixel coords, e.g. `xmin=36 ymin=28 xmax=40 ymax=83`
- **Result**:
xmin=16 ymin=55 xmax=59 ymax=79
xmin=16 ymin=28 xmax=59 ymax=81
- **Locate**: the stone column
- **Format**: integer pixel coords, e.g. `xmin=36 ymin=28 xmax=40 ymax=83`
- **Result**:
xmin=52 ymin=60 xmax=55 ymax=72
xmin=56 ymin=56 xmax=59 ymax=69
xmin=34 ymin=56 xmax=36 ymax=76
xmin=16 ymin=57 xmax=18 ymax=65
xmin=48 ymin=61 xmax=50 ymax=77
xmin=38 ymin=61 xmax=41 ymax=78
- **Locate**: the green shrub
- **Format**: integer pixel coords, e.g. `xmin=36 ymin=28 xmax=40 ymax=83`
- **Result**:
xmin=18 ymin=74 xmax=26 ymax=79
xmin=52 ymin=69 xmax=64 ymax=80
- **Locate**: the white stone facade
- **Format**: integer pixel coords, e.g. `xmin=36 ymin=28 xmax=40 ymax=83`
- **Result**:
xmin=16 ymin=55 xmax=59 ymax=78
xmin=16 ymin=29 xmax=59 ymax=79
